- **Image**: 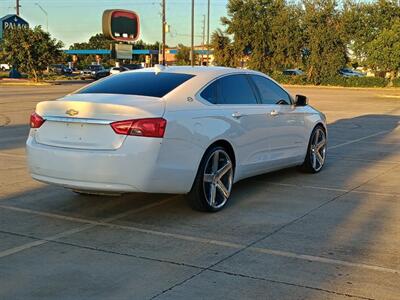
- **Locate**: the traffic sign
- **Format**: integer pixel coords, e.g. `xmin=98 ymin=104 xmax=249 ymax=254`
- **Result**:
xmin=102 ymin=10 xmax=139 ymax=42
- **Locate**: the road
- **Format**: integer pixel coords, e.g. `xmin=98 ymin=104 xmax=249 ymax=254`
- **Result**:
xmin=0 ymin=83 xmax=399 ymax=299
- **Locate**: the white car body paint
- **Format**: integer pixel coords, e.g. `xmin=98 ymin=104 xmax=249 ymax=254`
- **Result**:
xmin=26 ymin=66 xmax=327 ymax=194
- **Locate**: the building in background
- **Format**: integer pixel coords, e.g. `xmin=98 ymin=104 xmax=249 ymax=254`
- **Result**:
xmin=159 ymin=45 xmax=214 ymax=66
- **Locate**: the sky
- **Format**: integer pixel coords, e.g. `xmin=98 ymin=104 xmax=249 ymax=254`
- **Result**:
xmin=0 ymin=0 xmax=229 ymax=48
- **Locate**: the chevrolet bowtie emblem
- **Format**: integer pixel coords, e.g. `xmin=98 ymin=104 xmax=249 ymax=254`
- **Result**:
xmin=65 ymin=109 xmax=79 ymax=116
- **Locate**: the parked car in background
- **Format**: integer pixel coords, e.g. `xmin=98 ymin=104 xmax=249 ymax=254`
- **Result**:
xmin=122 ymin=64 xmax=143 ymax=70
xmin=27 ymin=66 xmax=327 ymax=212
xmin=80 ymin=65 xmax=110 ymax=80
xmin=110 ymin=66 xmax=129 ymax=75
xmin=283 ymin=69 xmax=304 ymax=76
xmin=0 ymin=64 xmax=11 ymax=71
xmin=339 ymin=68 xmax=365 ymax=77
xmin=50 ymin=64 xmax=72 ymax=75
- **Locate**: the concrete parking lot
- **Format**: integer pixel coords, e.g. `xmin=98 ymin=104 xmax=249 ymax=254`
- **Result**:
xmin=0 ymin=83 xmax=399 ymax=299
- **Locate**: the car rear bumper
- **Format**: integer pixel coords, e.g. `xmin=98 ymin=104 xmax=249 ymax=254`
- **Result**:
xmin=26 ymin=135 xmax=170 ymax=193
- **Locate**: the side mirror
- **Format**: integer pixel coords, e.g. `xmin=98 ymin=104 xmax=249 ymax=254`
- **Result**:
xmin=295 ymin=94 xmax=308 ymax=106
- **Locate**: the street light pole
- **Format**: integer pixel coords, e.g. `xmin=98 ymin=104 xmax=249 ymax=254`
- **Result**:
xmin=35 ymin=3 xmax=48 ymax=32
xmin=201 ymin=14 xmax=205 ymax=66
xmin=162 ymin=0 xmax=166 ymax=65
xmin=206 ymin=0 xmax=210 ymax=66
xmin=191 ymin=0 xmax=194 ymax=67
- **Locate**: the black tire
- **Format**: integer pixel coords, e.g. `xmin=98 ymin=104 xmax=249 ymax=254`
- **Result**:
xmin=300 ymin=125 xmax=327 ymax=173
xmin=185 ymin=145 xmax=234 ymax=212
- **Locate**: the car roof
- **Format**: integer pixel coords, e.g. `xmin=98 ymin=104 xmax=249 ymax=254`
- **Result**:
xmin=134 ymin=66 xmax=262 ymax=77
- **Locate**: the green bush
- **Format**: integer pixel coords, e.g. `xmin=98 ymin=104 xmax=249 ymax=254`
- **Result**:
xmin=392 ymin=78 xmax=400 ymax=87
xmin=269 ymin=73 xmax=309 ymax=85
xmin=321 ymin=76 xmax=388 ymax=87
xmin=270 ymin=72 xmax=389 ymax=87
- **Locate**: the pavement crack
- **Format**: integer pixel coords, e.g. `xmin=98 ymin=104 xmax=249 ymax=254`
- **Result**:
xmin=207 ymin=269 xmax=375 ymax=300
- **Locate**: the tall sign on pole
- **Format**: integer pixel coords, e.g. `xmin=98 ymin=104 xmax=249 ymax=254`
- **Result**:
xmin=102 ymin=9 xmax=140 ymax=42
xmin=0 ymin=14 xmax=29 ymax=40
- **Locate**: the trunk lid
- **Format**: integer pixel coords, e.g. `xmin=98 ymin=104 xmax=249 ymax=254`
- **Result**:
xmin=34 ymin=94 xmax=165 ymax=150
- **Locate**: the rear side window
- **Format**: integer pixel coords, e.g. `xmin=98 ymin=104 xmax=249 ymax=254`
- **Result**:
xmin=218 ymin=74 xmax=257 ymax=105
xmin=200 ymin=81 xmax=218 ymax=104
xmin=250 ymin=75 xmax=291 ymax=105
xmin=77 ymin=72 xmax=195 ymax=98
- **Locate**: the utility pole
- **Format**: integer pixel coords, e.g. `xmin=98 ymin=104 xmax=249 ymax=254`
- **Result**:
xmin=16 ymin=0 xmax=20 ymax=15
xmin=161 ymin=0 xmax=166 ymax=66
xmin=206 ymin=0 xmax=210 ymax=66
xmin=201 ymin=14 xmax=205 ymax=66
xmin=191 ymin=0 xmax=194 ymax=67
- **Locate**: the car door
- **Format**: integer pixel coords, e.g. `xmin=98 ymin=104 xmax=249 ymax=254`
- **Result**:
xmin=249 ymin=75 xmax=306 ymax=166
xmin=210 ymin=74 xmax=272 ymax=178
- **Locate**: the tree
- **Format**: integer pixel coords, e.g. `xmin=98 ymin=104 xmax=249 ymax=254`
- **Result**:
xmin=175 ymin=44 xmax=192 ymax=65
xmin=1 ymin=26 xmax=63 ymax=82
xmin=366 ymin=20 xmax=400 ymax=82
xmin=302 ymin=0 xmax=348 ymax=84
xmin=210 ymin=29 xmax=236 ymax=67
xmin=221 ymin=0 xmax=304 ymax=72
xmin=343 ymin=0 xmax=400 ymax=69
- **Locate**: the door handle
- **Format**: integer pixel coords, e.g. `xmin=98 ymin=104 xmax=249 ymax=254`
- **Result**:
xmin=232 ymin=112 xmax=244 ymax=119
xmin=270 ymin=110 xmax=279 ymax=117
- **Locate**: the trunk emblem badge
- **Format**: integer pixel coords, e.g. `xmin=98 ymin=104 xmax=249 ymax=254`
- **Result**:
xmin=65 ymin=109 xmax=79 ymax=116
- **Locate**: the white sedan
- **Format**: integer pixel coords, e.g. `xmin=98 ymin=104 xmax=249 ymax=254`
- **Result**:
xmin=110 ymin=66 xmax=129 ymax=75
xmin=27 ymin=66 xmax=327 ymax=212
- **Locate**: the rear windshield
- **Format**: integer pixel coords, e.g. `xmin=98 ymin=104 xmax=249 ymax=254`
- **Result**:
xmin=77 ymin=72 xmax=195 ymax=98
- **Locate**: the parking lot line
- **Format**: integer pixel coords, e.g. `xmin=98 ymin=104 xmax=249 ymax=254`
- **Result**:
xmin=328 ymin=154 xmax=399 ymax=164
xmin=329 ymin=130 xmax=390 ymax=149
xmin=0 ymin=196 xmax=179 ymax=259
xmin=248 ymin=247 xmax=400 ymax=275
xmin=1 ymin=203 xmax=399 ymax=275
xmin=264 ymin=182 xmax=399 ymax=197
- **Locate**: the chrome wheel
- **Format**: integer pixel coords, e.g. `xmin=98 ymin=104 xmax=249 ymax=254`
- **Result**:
xmin=203 ymin=150 xmax=233 ymax=209
xmin=310 ymin=128 xmax=326 ymax=172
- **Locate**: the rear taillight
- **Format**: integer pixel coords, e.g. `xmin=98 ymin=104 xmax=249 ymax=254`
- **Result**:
xmin=30 ymin=112 xmax=45 ymax=128
xmin=110 ymin=118 xmax=167 ymax=138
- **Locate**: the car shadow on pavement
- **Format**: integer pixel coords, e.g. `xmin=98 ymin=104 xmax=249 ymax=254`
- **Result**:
xmin=224 ymin=113 xmax=400 ymax=298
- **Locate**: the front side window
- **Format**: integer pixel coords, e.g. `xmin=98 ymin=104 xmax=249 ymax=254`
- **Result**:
xmin=250 ymin=75 xmax=291 ymax=105
xmin=218 ymin=74 xmax=258 ymax=105
xmin=77 ymin=72 xmax=195 ymax=98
